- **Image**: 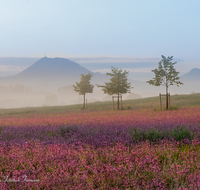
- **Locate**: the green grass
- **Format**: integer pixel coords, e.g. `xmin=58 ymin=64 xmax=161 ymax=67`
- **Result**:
xmin=0 ymin=93 xmax=199 ymax=116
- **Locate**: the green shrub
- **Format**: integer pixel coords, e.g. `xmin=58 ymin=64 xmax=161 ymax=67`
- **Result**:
xmin=0 ymin=126 xmax=5 ymax=134
xmin=47 ymin=131 xmax=56 ymax=137
xmin=154 ymin=107 xmax=163 ymax=112
xmin=147 ymin=129 xmax=163 ymax=142
xmin=171 ymin=126 xmax=194 ymax=141
xmin=170 ymin=105 xmax=179 ymax=110
xmin=163 ymin=105 xmax=179 ymax=111
xmin=127 ymin=128 xmax=141 ymax=141
xmin=127 ymin=126 xmax=194 ymax=143
xmin=127 ymin=105 xmax=131 ymax=110
xmin=59 ymin=125 xmax=78 ymax=137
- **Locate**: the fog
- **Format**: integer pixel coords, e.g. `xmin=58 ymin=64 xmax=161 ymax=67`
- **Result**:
xmin=0 ymin=80 xmax=198 ymax=109
xmin=0 ymin=84 xmax=143 ymax=109
xmin=0 ymin=58 xmax=199 ymax=109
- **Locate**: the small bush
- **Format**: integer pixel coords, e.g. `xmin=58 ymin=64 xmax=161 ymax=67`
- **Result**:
xmin=47 ymin=131 xmax=56 ymax=137
xmin=0 ymin=126 xmax=5 ymax=134
xmin=171 ymin=126 xmax=194 ymax=141
xmin=170 ymin=105 xmax=179 ymax=110
xmin=147 ymin=129 xmax=163 ymax=142
xmin=59 ymin=125 xmax=78 ymax=137
xmin=154 ymin=107 xmax=162 ymax=112
xmin=127 ymin=126 xmax=194 ymax=143
xmin=163 ymin=105 xmax=179 ymax=111
xmin=127 ymin=105 xmax=131 ymax=109
xmin=127 ymin=128 xmax=141 ymax=141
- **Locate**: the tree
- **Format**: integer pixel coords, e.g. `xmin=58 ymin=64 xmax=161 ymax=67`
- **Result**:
xmin=146 ymin=55 xmax=183 ymax=109
xmin=96 ymin=66 xmax=132 ymax=110
xmin=73 ymin=73 xmax=94 ymax=109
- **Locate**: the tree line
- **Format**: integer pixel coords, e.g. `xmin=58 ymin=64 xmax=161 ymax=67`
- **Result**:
xmin=73 ymin=55 xmax=183 ymax=110
xmin=0 ymin=84 xmax=32 ymax=93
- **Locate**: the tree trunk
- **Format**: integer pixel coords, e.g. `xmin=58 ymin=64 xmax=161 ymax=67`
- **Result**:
xmin=120 ymin=95 xmax=122 ymax=110
xmin=166 ymin=93 xmax=168 ymax=110
xmin=118 ymin=92 xmax=119 ymax=110
xmin=112 ymin=96 xmax=114 ymax=111
xmin=166 ymin=77 xmax=168 ymax=110
xmin=83 ymin=93 xmax=85 ymax=109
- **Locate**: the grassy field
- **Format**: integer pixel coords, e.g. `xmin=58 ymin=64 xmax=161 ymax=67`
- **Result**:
xmin=0 ymin=93 xmax=200 ymax=189
xmin=0 ymin=93 xmax=199 ymax=116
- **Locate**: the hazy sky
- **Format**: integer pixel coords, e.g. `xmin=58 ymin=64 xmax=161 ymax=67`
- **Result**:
xmin=0 ymin=0 xmax=199 ymax=79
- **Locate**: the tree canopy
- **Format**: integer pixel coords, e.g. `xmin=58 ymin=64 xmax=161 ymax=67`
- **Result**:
xmin=97 ymin=67 xmax=132 ymax=94
xmin=96 ymin=66 xmax=132 ymax=109
xmin=146 ymin=55 xmax=183 ymax=94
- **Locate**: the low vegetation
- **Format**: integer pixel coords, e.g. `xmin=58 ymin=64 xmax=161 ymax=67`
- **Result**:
xmin=1 ymin=140 xmax=200 ymax=189
xmin=0 ymin=94 xmax=200 ymax=189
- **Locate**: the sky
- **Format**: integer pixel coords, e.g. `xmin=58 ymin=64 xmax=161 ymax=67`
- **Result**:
xmin=0 ymin=0 xmax=200 ymax=80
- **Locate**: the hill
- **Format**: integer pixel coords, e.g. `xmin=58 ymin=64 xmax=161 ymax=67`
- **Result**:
xmin=16 ymin=57 xmax=90 ymax=78
xmin=0 ymin=57 xmax=110 ymax=91
xmin=0 ymin=57 xmax=199 ymax=97
xmin=0 ymin=57 xmax=163 ymax=96
xmin=180 ymin=68 xmax=200 ymax=81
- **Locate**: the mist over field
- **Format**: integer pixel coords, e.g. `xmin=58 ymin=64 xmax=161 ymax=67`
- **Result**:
xmin=0 ymin=57 xmax=199 ymax=109
xmin=0 ymin=57 xmax=142 ymax=108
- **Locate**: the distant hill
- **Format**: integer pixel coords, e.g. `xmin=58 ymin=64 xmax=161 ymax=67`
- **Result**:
xmin=180 ymin=68 xmax=200 ymax=81
xmin=16 ymin=57 xmax=91 ymax=78
xmin=0 ymin=57 xmax=199 ymax=95
xmin=0 ymin=57 xmax=110 ymax=91
xmin=169 ymin=68 xmax=200 ymax=94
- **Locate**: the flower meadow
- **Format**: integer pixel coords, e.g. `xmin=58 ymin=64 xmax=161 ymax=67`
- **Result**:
xmin=0 ymin=108 xmax=200 ymax=189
